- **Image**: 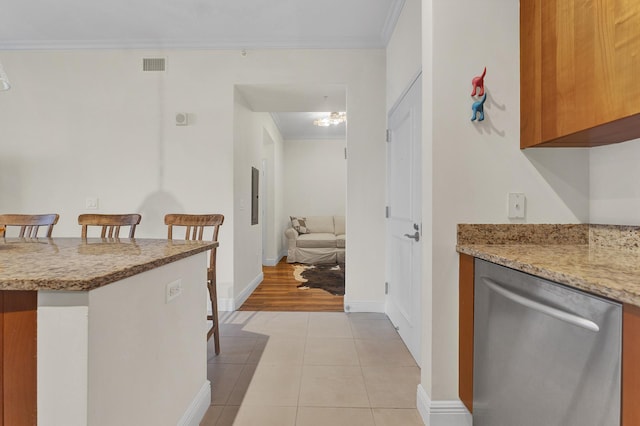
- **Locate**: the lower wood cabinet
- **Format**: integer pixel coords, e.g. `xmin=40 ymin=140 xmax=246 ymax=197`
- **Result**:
xmin=0 ymin=291 xmax=38 ymax=426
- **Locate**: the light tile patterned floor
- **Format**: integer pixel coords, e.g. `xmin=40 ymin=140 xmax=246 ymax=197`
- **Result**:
xmin=200 ymin=311 xmax=424 ymax=426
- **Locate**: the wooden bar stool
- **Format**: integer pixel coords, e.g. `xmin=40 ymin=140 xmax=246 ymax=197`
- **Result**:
xmin=164 ymin=213 xmax=224 ymax=354
xmin=0 ymin=214 xmax=60 ymax=238
xmin=78 ymin=214 xmax=141 ymax=238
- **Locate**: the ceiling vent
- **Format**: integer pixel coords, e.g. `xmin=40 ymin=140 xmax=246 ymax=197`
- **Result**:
xmin=142 ymin=58 xmax=166 ymax=72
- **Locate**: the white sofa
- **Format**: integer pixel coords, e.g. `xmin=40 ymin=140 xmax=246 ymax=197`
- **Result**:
xmin=285 ymin=216 xmax=345 ymax=264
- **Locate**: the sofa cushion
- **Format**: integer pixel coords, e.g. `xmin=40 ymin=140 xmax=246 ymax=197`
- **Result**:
xmin=334 ymin=216 xmax=345 ymax=235
xmin=296 ymin=233 xmax=337 ymax=248
xmin=290 ymin=216 xmax=310 ymax=234
xmin=336 ymin=234 xmax=346 ymax=248
xmin=305 ymin=216 xmax=335 ymax=234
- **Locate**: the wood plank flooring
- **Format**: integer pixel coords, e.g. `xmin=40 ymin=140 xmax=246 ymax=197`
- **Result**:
xmin=239 ymin=259 xmax=344 ymax=311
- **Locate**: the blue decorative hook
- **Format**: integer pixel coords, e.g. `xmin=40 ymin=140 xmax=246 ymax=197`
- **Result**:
xmin=471 ymin=93 xmax=487 ymax=122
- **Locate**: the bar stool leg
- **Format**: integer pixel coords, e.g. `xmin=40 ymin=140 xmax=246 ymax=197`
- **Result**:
xmin=207 ymin=275 xmax=220 ymax=355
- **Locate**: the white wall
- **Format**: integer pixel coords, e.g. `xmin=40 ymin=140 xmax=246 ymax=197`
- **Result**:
xmin=283 ymin=139 xmax=346 ymax=217
xmin=233 ymin=90 xmax=265 ymax=303
xmin=423 ymin=0 xmax=590 ymax=405
xmin=590 ymin=138 xmax=640 ymax=225
xmin=0 ymin=48 xmax=387 ymax=311
xmin=386 ymin=0 xmax=422 ymax=112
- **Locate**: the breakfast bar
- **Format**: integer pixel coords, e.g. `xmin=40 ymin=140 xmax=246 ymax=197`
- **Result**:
xmin=0 ymin=237 xmax=217 ymax=426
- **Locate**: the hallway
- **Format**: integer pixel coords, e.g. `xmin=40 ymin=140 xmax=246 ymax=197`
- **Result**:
xmin=201 ymin=311 xmax=423 ymax=425
xmin=239 ymin=261 xmax=344 ymax=311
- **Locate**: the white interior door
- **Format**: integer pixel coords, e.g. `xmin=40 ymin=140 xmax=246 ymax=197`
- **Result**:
xmin=386 ymin=74 xmax=422 ymax=365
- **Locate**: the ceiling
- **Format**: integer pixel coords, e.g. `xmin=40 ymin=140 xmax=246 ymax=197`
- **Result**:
xmin=0 ymin=0 xmax=405 ymax=50
xmin=1 ymin=1 xmax=403 ymax=140
xmin=237 ymin=84 xmax=347 ymax=140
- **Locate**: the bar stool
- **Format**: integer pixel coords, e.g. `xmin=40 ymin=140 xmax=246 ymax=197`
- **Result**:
xmin=0 ymin=214 xmax=60 ymax=238
xmin=164 ymin=213 xmax=224 ymax=354
xmin=78 ymin=214 xmax=141 ymax=238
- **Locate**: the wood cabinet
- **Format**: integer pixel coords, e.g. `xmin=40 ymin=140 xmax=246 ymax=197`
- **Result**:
xmin=521 ymin=0 xmax=640 ymax=148
xmin=459 ymin=254 xmax=640 ymax=425
xmin=0 ymin=291 xmax=38 ymax=425
xmin=458 ymin=254 xmax=474 ymax=413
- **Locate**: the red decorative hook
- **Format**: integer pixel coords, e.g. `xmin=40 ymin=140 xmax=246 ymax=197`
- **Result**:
xmin=471 ymin=67 xmax=486 ymax=97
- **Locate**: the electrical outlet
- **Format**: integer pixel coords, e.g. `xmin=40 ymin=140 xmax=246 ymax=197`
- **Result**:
xmin=166 ymin=279 xmax=183 ymax=303
xmin=508 ymin=193 xmax=526 ymax=219
xmin=85 ymin=197 xmax=99 ymax=210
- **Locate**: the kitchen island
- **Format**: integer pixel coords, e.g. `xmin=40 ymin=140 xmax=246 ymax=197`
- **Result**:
xmin=456 ymin=224 xmax=640 ymax=425
xmin=0 ymin=237 xmax=217 ymax=426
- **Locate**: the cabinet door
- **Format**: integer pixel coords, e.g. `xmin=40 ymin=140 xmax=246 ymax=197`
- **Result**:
xmin=521 ymin=0 xmax=640 ymax=148
xmin=623 ymin=304 xmax=640 ymax=425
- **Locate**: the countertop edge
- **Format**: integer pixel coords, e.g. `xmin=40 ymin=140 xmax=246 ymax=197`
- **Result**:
xmin=457 ymin=244 xmax=638 ymax=306
xmin=0 ymin=242 xmax=216 ymax=291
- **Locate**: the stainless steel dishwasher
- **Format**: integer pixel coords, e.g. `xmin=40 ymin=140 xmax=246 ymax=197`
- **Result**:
xmin=473 ymin=259 xmax=621 ymax=426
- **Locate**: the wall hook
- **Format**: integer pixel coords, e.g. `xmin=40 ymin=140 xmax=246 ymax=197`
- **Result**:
xmin=471 ymin=93 xmax=487 ymax=121
xmin=471 ymin=67 xmax=486 ymax=97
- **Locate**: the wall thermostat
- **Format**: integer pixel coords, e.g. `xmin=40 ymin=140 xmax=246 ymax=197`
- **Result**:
xmin=175 ymin=113 xmax=188 ymax=126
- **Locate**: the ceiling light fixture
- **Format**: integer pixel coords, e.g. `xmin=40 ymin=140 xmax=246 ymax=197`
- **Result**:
xmin=313 ymin=112 xmax=346 ymax=127
xmin=0 ymin=62 xmax=11 ymax=91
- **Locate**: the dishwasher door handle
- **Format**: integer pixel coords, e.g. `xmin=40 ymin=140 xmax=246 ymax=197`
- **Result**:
xmin=481 ymin=277 xmax=600 ymax=332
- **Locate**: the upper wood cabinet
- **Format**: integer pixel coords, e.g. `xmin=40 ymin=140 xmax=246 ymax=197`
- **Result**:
xmin=521 ymin=0 xmax=640 ymax=148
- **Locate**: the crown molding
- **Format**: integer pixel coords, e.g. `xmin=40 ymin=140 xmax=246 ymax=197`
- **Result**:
xmin=0 ymin=37 xmax=388 ymax=51
xmin=380 ymin=0 xmax=406 ymax=45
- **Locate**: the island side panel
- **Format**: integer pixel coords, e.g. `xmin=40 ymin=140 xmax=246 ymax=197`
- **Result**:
xmin=37 ymin=295 xmax=89 ymax=426
xmin=87 ymin=253 xmax=209 ymax=425
xmin=623 ymin=303 xmax=640 ymax=426
xmin=3 ymin=291 xmax=38 ymax=426
xmin=459 ymin=253 xmax=474 ymax=413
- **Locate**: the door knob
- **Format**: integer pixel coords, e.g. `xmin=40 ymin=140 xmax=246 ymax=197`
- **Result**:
xmin=404 ymin=231 xmax=420 ymax=242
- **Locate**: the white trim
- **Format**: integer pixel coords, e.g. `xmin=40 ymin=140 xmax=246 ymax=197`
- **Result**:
xmin=262 ymin=254 xmax=284 ymax=267
xmin=177 ymin=381 xmax=211 ymax=426
xmin=217 ymin=298 xmax=235 ymax=312
xmin=0 ymin=38 xmax=387 ymax=51
xmin=381 ymin=0 xmax=407 ymax=45
xmin=344 ymin=299 xmax=385 ymax=313
xmin=235 ymin=272 xmax=264 ymax=310
xmin=387 ymin=69 xmax=423 ymax=118
xmin=417 ymin=384 xmax=472 ymax=426
xmin=217 ymin=272 xmax=264 ymax=312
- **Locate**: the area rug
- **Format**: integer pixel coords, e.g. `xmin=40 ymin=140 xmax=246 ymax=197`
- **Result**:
xmin=293 ymin=263 xmax=345 ymax=296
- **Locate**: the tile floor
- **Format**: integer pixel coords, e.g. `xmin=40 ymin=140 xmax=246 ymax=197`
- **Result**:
xmin=200 ymin=311 xmax=424 ymax=426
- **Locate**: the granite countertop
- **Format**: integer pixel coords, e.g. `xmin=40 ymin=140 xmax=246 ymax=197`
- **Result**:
xmin=0 ymin=238 xmax=217 ymax=291
xmin=457 ymin=224 xmax=640 ymax=307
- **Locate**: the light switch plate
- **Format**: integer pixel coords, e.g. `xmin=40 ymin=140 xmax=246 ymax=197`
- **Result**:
xmin=166 ymin=279 xmax=183 ymax=303
xmin=508 ymin=193 xmax=526 ymax=219
xmin=85 ymin=197 xmax=99 ymax=210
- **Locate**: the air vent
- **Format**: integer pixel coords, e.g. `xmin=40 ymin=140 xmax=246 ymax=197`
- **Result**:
xmin=142 ymin=58 xmax=166 ymax=72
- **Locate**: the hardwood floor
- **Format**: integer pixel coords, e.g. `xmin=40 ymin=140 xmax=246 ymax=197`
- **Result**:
xmin=239 ymin=259 xmax=344 ymax=311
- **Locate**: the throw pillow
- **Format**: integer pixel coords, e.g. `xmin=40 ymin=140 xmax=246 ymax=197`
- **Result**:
xmin=290 ymin=216 xmax=310 ymax=234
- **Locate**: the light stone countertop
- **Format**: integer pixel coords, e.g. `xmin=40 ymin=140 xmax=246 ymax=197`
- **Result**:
xmin=0 ymin=238 xmax=217 ymax=291
xmin=457 ymin=224 xmax=640 ymax=307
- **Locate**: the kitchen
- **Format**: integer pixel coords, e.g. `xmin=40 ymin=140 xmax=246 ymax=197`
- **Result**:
xmin=2 ymin=0 xmax=640 ymax=425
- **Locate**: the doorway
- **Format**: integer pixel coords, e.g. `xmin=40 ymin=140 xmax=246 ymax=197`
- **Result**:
xmin=386 ymin=74 xmax=422 ymax=364
xmin=235 ymin=84 xmax=348 ymax=311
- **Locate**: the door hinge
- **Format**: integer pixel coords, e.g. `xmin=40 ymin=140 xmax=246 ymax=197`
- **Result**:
xmin=385 ymin=206 xmax=390 ymax=218
xmin=386 ymin=129 xmax=391 ymax=142
xmin=344 ymin=147 xmax=347 ymax=160
xmin=385 ymin=282 xmax=389 ymax=294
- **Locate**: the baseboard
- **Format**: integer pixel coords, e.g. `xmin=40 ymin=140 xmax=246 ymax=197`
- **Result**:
xmin=262 ymin=254 xmax=283 ymax=267
xmin=177 ymin=381 xmax=211 ymax=426
xmin=417 ymin=384 xmax=472 ymax=426
xmin=344 ymin=300 xmax=385 ymax=313
xmin=217 ymin=272 xmax=264 ymax=312
xmin=234 ymin=271 xmax=263 ymax=309
xmin=217 ymin=298 xmax=234 ymax=312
